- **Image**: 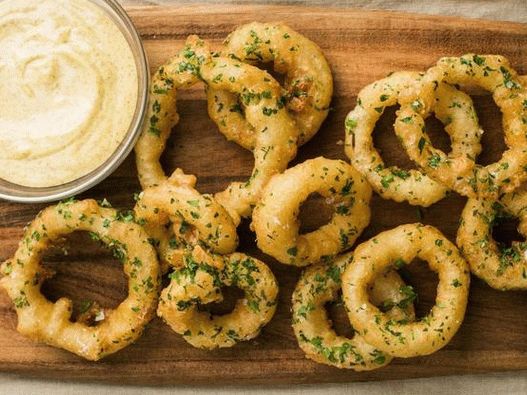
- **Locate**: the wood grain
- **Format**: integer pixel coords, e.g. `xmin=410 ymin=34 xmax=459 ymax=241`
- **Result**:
xmin=1 ymin=4 xmax=527 ymax=385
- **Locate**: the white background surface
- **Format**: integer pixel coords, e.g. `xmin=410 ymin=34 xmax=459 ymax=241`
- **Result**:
xmin=2 ymin=0 xmax=527 ymax=393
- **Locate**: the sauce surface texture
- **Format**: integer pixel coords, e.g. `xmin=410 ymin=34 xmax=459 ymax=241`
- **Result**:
xmin=0 ymin=0 xmax=138 ymax=187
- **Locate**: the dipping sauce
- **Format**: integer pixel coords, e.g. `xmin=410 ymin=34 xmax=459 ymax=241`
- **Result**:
xmin=0 ymin=0 xmax=138 ymax=187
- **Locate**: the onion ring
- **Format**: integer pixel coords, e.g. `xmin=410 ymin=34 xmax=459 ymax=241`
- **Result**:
xmin=207 ymin=22 xmax=333 ymax=149
xmin=457 ymin=189 xmax=527 ymax=290
xmin=201 ymin=55 xmax=298 ymax=222
xmin=157 ymin=245 xmax=278 ymax=349
xmin=292 ymin=252 xmax=415 ymax=370
xmin=394 ymin=80 xmax=483 ymax=197
xmin=134 ymin=169 xmax=238 ymax=273
xmin=342 ymin=224 xmax=470 ymax=357
xmin=252 ymin=157 xmax=371 ymax=267
xmin=0 ymin=199 xmax=160 ymax=361
xmin=207 ymin=89 xmax=256 ymax=150
xmin=395 ymin=54 xmax=527 ymax=199
xmin=135 ymin=35 xmax=211 ymax=189
xmin=135 ymin=35 xmax=299 ymax=224
xmin=345 ymin=71 xmax=450 ymax=207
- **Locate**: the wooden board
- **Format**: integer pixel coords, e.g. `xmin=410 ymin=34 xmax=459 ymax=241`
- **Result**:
xmin=1 ymin=4 xmax=527 ymax=386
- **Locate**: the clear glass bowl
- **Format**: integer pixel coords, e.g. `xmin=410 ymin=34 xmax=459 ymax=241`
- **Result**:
xmin=0 ymin=0 xmax=149 ymax=203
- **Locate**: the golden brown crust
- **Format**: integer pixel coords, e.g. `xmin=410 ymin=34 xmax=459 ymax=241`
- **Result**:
xmin=252 ymin=157 xmax=371 ymax=266
xmin=396 ymin=54 xmax=527 ymax=199
xmin=157 ymin=246 xmax=278 ymax=349
xmin=292 ymin=252 xmax=415 ymax=370
xmin=134 ymin=169 xmax=238 ymax=273
xmin=207 ymin=22 xmax=333 ymax=148
xmin=0 ymin=199 xmax=160 ymax=361
xmin=457 ymin=188 xmax=527 ymax=290
xmin=342 ymin=224 xmax=470 ymax=358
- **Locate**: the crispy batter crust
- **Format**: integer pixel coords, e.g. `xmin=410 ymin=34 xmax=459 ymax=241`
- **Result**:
xmin=157 ymin=246 xmax=278 ymax=349
xmin=0 ymin=199 xmax=160 ymax=361
xmin=457 ymin=188 xmax=527 ymax=290
xmin=292 ymin=252 xmax=415 ymax=370
xmin=252 ymin=157 xmax=371 ymax=266
xmin=396 ymin=54 xmax=527 ymax=198
xmin=342 ymin=224 xmax=470 ymax=358
xmin=208 ymin=22 xmax=333 ymax=148
xmin=134 ymin=169 xmax=239 ymax=273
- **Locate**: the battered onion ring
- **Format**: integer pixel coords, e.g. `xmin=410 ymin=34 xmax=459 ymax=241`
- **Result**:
xmin=457 ymin=189 xmax=527 ymax=290
xmin=157 ymin=245 xmax=278 ymax=349
xmin=252 ymin=157 xmax=372 ymax=267
xmin=135 ymin=35 xmax=211 ymax=189
xmin=342 ymin=224 xmax=470 ymax=358
xmin=0 ymin=199 xmax=160 ymax=361
xmin=345 ymin=72 xmax=450 ymax=207
xmin=394 ymin=81 xmax=483 ymax=197
xmin=201 ymin=55 xmax=298 ymax=222
xmin=395 ymin=54 xmax=527 ymax=198
xmin=292 ymin=252 xmax=415 ymax=370
xmin=207 ymin=22 xmax=333 ymax=149
xmin=136 ymin=35 xmax=298 ymax=223
xmin=134 ymin=169 xmax=238 ymax=273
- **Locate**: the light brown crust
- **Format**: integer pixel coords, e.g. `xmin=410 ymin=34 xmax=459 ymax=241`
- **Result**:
xmin=208 ymin=22 xmax=333 ymax=149
xmin=252 ymin=157 xmax=371 ymax=266
xmin=200 ymin=55 xmax=299 ymax=222
xmin=395 ymin=54 xmax=527 ymax=199
xmin=345 ymin=71 xmax=450 ymax=207
xmin=135 ymin=35 xmax=299 ymax=224
xmin=292 ymin=252 xmax=415 ymax=370
xmin=133 ymin=169 xmax=239 ymax=273
xmin=157 ymin=246 xmax=278 ymax=349
xmin=342 ymin=224 xmax=470 ymax=358
xmin=135 ymin=35 xmax=210 ymax=189
xmin=0 ymin=199 xmax=160 ymax=361
xmin=457 ymin=188 xmax=527 ymax=290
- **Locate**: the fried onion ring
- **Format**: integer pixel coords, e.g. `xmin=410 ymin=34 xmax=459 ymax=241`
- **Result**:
xmin=135 ymin=35 xmax=299 ymax=224
xmin=342 ymin=224 xmax=470 ymax=357
xmin=457 ymin=189 xmax=527 ymax=290
xmin=252 ymin=157 xmax=371 ymax=266
xmin=134 ymin=169 xmax=238 ymax=273
xmin=207 ymin=22 xmax=333 ymax=149
xmin=0 ymin=199 xmax=160 ymax=361
xmin=135 ymin=35 xmax=210 ymax=189
xmin=345 ymin=71 xmax=450 ymax=207
xmin=394 ymin=80 xmax=483 ymax=197
xmin=292 ymin=252 xmax=415 ymax=370
xmin=201 ymin=55 xmax=298 ymax=222
xmin=157 ymin=245 xmax=278 ymax=349
xmin=395 ymin=54 xmax=527 ymax=199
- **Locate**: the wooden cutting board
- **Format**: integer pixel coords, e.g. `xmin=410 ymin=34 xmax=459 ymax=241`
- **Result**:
xmin=1 ymin=4 xmax=527 ymax=386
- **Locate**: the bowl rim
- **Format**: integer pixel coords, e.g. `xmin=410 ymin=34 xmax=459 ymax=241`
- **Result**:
xmin=0 ymin=0 xmax=149 ymax=204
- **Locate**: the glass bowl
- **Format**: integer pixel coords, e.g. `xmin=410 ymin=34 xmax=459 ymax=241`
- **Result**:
xmin=0 ymin=0 xmax=149 ymax=203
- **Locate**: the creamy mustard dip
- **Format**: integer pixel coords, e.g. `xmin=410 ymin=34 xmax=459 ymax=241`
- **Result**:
xmin=0 ymin=0 xmax=138 ymax=187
